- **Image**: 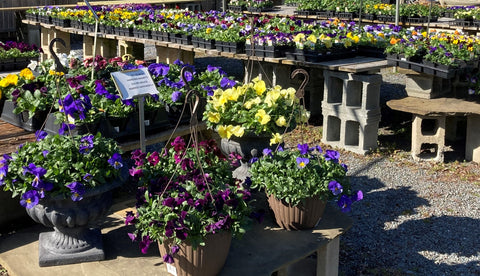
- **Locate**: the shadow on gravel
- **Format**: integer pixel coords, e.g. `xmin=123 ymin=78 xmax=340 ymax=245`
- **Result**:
xmin=339 ymin=161 xmax=480 ymax=275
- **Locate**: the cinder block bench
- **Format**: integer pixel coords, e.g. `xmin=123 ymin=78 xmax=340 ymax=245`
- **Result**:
xmin=387 ymin=97 xmax=480 ymax=163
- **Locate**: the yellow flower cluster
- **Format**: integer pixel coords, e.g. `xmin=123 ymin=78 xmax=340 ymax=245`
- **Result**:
xmin=19 ymin=68 xmax=35 ymax=81
xmin=206 ymin=77 xmax=299 ymax=145
xmin=0 ymin=74 xmax=18 ymax=88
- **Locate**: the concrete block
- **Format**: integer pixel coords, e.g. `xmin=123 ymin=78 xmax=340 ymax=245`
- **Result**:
xmin=118 ymin=40 xmax=145 ymax=60
xmin=411 ymin=114 xmax=446 ymax=162
xmin=466 ymin=114 xmax=480 ymax=163
xmin=40 ymin=27 xmax=70 ymax=61
xmin=321 ymin=70 xmax=382 ymax=154
xmin=155 ymin=45 xmax=194 ymax=64
xmin=405 ymin=73 xmax=451 ymax=99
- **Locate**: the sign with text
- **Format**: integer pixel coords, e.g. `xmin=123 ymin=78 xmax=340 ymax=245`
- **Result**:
xmin=111 ymin=67 xmax=158 ymax=99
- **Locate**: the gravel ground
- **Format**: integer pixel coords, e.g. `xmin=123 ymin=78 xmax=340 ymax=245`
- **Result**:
xmin=336 ymin=73 xmax=480 ymax=276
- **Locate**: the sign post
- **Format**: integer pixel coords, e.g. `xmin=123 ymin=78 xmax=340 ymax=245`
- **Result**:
xmin=111 ymin=67 xmax=159 ymax=152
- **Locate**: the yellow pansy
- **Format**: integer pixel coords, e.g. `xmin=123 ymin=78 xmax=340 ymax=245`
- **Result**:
xmin=270 ymin=133 xmax=283 ymax=145
xmin=231 ymin=125 xmax=245 ymax=137
xmin=217 ymin=125 xmax=230 ymax=139
xmin=265 ymin=90 xmax=281 ymax=107
xmin=19 ymin=68 xmax=35 ymax=80
xmin=206 ymin=28 xmax=212 ymax=34
xmin=293 ymin=33 xmax=305 ymax=43
xmin=307 ymin=34 xmax=317 ymax=43
xmin=207 ymin=112 xmax=220 ymax=123
xmin=49 ymin=70 xmax=64 ymax=76
xmin=253 ymin=78 xmax=266 ymax=95
xmin=217 ymin=125 xmax=244 ymax=139
xmin=0 ymin=74 xmax=18 ymax=87
xmin=255 ymin=109 xmax=271 ymax=125
xmin=275 ymin=116 xmax=287 ymax=127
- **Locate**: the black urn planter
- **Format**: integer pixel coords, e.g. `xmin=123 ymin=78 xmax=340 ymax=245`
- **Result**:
xmin=25 ymin=180 xmax=122 ymax=267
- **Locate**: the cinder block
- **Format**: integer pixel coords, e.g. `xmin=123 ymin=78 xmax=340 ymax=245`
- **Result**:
xmin=321 ymin=70 xmax=382 ymax=154
xmin=411 ymin=114 xmax=446 ymax=162
xmin=155 ymin=46 xmax=194 ymax=64
xmin=40 ymin=27 xmax=70 ymax=61
xmin=119 ymin=40 xmax=145 ymax=60
xmin=405 ymin=73 xmax=451 ymax=99
xmin=466 ymin=114 xmax=480 ymax=163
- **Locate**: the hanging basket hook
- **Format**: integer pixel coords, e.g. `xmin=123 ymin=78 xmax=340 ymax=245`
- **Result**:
xmin=48 ymin=38 xmax=67 ymax=74
xmin=290 ymin=68 xmax=309 ymax=99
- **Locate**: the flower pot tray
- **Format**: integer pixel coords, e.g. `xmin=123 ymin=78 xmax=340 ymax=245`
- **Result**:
xmin=388 ymin=56 xmax=458 ymax=79
xmin=215 ymin=41 xmax=245 ymax=54
xmin=0 ymin=100 xmax=47 ymax=132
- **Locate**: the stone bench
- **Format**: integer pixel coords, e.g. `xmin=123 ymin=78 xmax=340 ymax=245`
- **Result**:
xmin=387 ymin=97 xmax=480 ymax=163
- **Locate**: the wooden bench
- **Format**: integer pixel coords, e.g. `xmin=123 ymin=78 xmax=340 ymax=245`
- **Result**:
xmin=387 ymin=97 xmax=480 ymax=163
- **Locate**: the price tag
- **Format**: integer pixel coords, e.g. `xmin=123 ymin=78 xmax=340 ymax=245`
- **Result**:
xmin=111 ymin=67 xmax=158 ymax=100
xmin=166 ymin=263 xmax=177 ymax=276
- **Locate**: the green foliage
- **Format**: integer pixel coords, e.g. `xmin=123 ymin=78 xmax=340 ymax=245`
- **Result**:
xmin=1 ymin=133 xmax=123 ymax=200
xmin=250 ymin=145 xmax=350 ymax=206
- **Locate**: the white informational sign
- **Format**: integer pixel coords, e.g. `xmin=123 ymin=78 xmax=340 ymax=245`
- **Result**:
xmin=111 ymin=67 xmax=158 ymax=99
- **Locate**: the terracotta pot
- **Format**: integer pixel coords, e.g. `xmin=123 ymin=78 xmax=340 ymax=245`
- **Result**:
xmin=267 ymin=194 xmax=327 ymax=230
xmin=158 ymin=231 xmax=232 ymax=276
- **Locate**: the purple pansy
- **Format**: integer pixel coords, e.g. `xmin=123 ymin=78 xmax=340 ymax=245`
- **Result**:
xmin=20 ymin=190 xmax=40 ymax=209
xmin=108 ymin=153 xmax=123 ymax=169
xmin=296 ymin=157 xmax=309 ymax=169
xmin=328 ymin=180 xmax=343 ymax=196
xmin=324 ymin=150 xmax=340 ymax=163
xmin=66 ymin=181 xmax=85 ymax=201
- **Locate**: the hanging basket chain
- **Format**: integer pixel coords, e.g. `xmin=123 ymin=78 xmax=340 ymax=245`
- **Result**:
xmin=289 ymin=68 xmax=310 ymax=146
xmin=159 ymin=66 xmax=216 ymax=203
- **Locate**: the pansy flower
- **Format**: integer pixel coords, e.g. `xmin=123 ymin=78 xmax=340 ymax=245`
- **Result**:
xmin=20 ymin=190 xmax=40 ymax=209
xmin=296 ymin=157 xmax=309 ymax=169
xmin=108 ymin=153 xmax=123 ymax=169
xmin=66 ymin=181 xmax=85 ymax=202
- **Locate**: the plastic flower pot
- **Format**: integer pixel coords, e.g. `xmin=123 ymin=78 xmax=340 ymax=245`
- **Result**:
xmin=158 ymin=231 xmax=232 ymax=276
xmin=267 ymin=194 xmax=327 ymax=230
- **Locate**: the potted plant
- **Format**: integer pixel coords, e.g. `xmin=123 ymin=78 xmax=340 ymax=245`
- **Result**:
xmin=125 ymin=136 xmax=254 ymax=275
xmin=203 ymin=76 xmax=308 ymax=180
xmin=249 ymin=143 xmax=363 ymax=230
xmin=0 ymin=131 xmax=125 ymax=266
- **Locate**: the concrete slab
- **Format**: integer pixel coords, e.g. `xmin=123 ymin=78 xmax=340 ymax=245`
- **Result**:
xmin=0 ymin=199 xmax=168 ymax=276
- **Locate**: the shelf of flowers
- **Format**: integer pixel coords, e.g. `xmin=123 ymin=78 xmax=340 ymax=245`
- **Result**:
xmin=0 ymin=41 xmax=41 ymax=72
xmin=0 ymin=55 xmax=238 ymax=142
xmin=384 ymin=29 xmax=480 ymax=80
xmin=22 ymin=3 xmax=480 ymax=74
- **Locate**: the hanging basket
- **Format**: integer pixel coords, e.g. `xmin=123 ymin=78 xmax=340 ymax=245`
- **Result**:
xmin=158 ymin=231 xmax=232 ymax=276
xmin=267 ymin=194 xmax=327 ymax=230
